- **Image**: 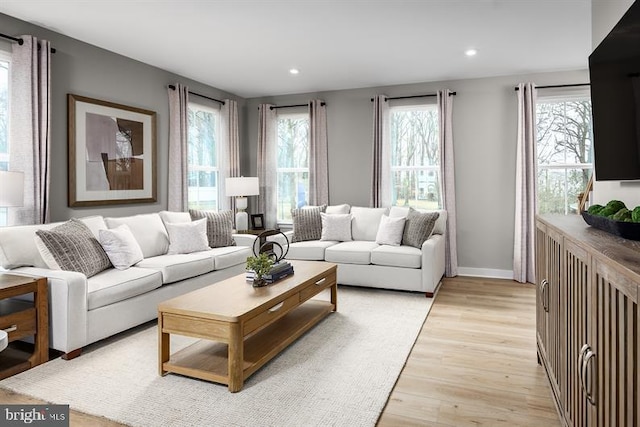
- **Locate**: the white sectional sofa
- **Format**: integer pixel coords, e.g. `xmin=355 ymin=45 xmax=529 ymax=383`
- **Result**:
xmin=0 ymin=211 xmax=255 ymax=359
xmin=280 ymin=205 xmax=447 ymax=296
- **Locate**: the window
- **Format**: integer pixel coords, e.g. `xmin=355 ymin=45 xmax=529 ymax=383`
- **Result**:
xmin=0 ymin=52 xmax=10 ymax=226
xmin=389 ymin=104 xmax=441 ymax=209
xmin=277 ymin=112 xmax=310 ymax=223
xmin=536 ymin=95 xmax=593 ymax=214
xmin=187 ymin=102 xmax=220 ymax=210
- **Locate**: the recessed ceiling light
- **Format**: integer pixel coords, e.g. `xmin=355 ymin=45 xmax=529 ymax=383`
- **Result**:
xmin=465 ymin=49 xmax=478 ymax=57
xmin=289 ymin=68 xmax=300 ymax=75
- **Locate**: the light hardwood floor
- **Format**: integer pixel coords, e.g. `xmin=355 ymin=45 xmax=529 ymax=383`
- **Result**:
xmin=378 ymin=276 xmax=560 ymax=426
xmin=0 ymin=276 xmax=559 ymax=426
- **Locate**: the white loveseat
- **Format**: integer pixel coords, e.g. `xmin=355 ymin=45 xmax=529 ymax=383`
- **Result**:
xmin=280 ymin=205 xmax=447 ymax=296
xmin=0 ymin=211 xmax=256 ymax=359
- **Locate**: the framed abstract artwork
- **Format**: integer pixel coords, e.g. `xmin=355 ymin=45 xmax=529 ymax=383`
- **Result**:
xmin=68 ymin=94 xmax=157 ymax=207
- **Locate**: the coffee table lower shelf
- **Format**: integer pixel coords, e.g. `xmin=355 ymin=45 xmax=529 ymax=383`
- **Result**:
xmin=161 ymin=300 xmax=334 ymax=387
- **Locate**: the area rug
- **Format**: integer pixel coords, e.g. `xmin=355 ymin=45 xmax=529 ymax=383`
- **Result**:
xmin=0 ymin=286 xmax=433 ymax=427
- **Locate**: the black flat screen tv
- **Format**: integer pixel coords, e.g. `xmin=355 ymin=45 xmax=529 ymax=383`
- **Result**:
xmin=589 ymin=0 xmax=640 ymax=181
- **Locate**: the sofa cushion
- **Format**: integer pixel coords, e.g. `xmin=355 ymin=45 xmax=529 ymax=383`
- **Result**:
xmin=98 ymin=224 xmax=144 ymax=270
xmin=0 ymin=216 xmax=105 ymax=269
xmin=136 ymin=252 xmax=214 ymax=284
xmin=207 ymin=246 xmax=252 ymax=270
xmin=325 ymin=241 xmax=379 ymax=265
xmin=320 ymin=213 xmax=352 ymax=241
xmin=402 ymin=208 xmax=440 ymax=248
xmin=87 ymin=267 xmax=163 ymax=310
xmin=35 ymin=219 xmax=112 ymax=278
xmin=159 ymin=210 xmax=191 ymax=225
xmin=350 ymin=207 xmax=388 ymax=241
xmin=105 ymin=213 xmax=169 ymax=258
xmin=165 ymin=218 xmax=210 ymax=254
xmin=375 ymin=215 xmax=406 ymax=246
xmin=286 ymin=241 xmax=339 ymax=261
xmin=291 ymin=205 xmax=326 ymax=242
xmin=371 ymin=245 xmax=422 ymax=269
xmin=189 ymin=209 xmax=236 ymax=248
xmin=389 ymin=206 xmax=447 ymax=235
xmin=326 ymin=204 xmax=351 ymax=214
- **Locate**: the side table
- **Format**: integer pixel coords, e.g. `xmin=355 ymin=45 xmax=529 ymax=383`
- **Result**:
xmin=0 ymin=274 xmax=49 ymax=379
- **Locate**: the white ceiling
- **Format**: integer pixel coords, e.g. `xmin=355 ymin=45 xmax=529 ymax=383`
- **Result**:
xmin=0 ymin=0 xmax=592 ymax=98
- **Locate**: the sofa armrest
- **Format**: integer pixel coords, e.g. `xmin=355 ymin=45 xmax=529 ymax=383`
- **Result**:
xmin=10 ymin=267 xmax=88 ymax=353
xmin=232 ymin=233 xmax=258 ymax=247
xmin=421 ymin=234 xmax=446 ymax=294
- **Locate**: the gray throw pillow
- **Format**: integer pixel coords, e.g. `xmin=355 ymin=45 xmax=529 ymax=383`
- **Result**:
xmin=402 ymin=208 xmax=440 ymax=248
xmin=291 ymin=205 xmax=326 ymax=242
xmin=189 ymin=209 xmax=236 ymax=248
xmin=35 ymin=218 xmax=112 ymax=277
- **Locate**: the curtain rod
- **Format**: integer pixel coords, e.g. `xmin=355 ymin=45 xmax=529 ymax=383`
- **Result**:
xmin=168 ymin=85 xmax=225 ymax=105
xmin=0 ymin=32 xmax=57 ymax=53
xmin=270 ymin=102 xmax=326 ymax=110
xmin=369 ymin=92 xmax=457 ymax=102
xmin=514 ymin=83 xmax=590 ymax=91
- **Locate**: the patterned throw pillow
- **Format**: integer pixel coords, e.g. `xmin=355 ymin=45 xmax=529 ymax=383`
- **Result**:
xmin=401 ymin=208 xmax=440 ymax=248
xmin=189 ymin=210 xmax=236 ymax=248
xmin=35 ymin=218 xmax=112 ymax=277
xmin=291 ymin=205 xmax=326 ymax=242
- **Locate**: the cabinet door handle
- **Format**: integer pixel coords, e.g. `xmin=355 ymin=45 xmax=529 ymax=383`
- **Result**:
xmin=583 ymin=349 xmax=597 ymax=406
xmin=268 ymin=302 xmax=285 ymax=312
xmin=315 ymin=278 xmax=326 ymax=286
xmin=3 ymin=325 xmax=17 ymax=333
xmin=540 ymin=279 xmax=549 ymax=312
xmin=578 ymin=344 xmax=587 ymax=395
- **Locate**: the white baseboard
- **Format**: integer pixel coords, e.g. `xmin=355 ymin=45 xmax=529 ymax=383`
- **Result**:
xmin=457 ymin=267 xmax=514 ymax=280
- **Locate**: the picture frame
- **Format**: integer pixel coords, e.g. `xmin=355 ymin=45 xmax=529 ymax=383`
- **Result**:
xmin=251 ymin=214 xmax=265 ymax=230
xmin=68 ymin=94 xmax=157 ymax=207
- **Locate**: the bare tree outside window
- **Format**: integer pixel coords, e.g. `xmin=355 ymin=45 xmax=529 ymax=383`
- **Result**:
xmin=390 ymin=105 xmax=441 ymax=209
xmin=187 ymin=103 xmax=219 ymax=210
xmin=277 ymin=113 xmax=309 ymax=222
xmin=536 ymin=97 xmax=593 ymax=214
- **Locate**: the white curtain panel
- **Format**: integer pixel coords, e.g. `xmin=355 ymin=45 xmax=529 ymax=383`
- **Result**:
xmin=9 ymin=35 xmax=51 ymax=225
xmin=167 ymin=83 xmax=189 ymax=212
xmin=308 ymin=100 xmax=329 ymax=206
xmin=370 ymin=95 xmax=391 ymax=207
xmin=220 ymin=99 xmax=240 ymax=212
xmin=437 ymin=90 xmax=459 ymax=277
xmin=257 ymin=104 xmax=277 ymax=228
xmin=513 ymin=83 xmax=538 ymax=284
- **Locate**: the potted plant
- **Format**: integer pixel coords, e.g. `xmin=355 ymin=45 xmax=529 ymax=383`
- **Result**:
xmin=246 ymin=253 xmax=274 ymax=287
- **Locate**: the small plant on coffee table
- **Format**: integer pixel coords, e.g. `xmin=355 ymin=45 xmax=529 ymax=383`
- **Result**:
xmin=246 ymin=253 xmax=275 ymax=287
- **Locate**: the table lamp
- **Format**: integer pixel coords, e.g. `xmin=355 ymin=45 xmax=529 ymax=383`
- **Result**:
xmin=0 ymin=171 xmax=24 ymax=208
xmin=225 ymin=177 xmax=259 ymax=231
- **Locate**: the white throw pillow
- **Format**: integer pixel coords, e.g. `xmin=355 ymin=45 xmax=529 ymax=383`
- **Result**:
xmin=375 ymin=215 xmax=406 ymax=246
xmin=98 ymin=224 xmax=144 ymax=270
xmin=320 ymin=213 xmax=353 ymax=241
xmin=165 ymin=218 xmax=210 ymax=254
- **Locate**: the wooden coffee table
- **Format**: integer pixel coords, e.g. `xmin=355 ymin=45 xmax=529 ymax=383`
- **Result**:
xmin=158 ymin=260 xmax=337 ymax=392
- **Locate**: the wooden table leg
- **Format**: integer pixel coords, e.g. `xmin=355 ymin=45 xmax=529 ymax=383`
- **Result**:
xmin=158 ymin=314 xmax=169 ymax=376
xmin=331 ymin=283 xmax=338 ymax=312
xmin=228 ymin=322 xmax=244 ymax=392
xmin=32 ymin=278 xmax=49 ymax=366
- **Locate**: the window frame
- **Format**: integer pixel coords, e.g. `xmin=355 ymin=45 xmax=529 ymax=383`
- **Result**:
xmin=535 ymin=89 xmax=593 ymax=215
xmin=276 ymin=111 xmax=310 ymax=224
xmin=388 ymin=101 xmax=441 ymax=209
xmin=187 ymin=100 xmax=221 ymax=211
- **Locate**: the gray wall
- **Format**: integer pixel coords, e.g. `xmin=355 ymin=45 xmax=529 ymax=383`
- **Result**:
xmin=0 ymin=12 xmax=246 ymax=222
xmin=590 ymin=0 xmax=640 ymax=207
xmin=245 ymin=69 xmax=589 ymax=276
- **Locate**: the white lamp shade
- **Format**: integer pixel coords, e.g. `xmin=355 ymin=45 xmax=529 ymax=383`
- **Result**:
xmin=225 ymin=177 xmax=259 ymax=197
xmin=0 ymin=171 xmax=24 ymax=207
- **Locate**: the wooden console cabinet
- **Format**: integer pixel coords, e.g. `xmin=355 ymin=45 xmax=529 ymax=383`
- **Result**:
xmin=536 ymin=215 xmax=639 ymax=426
